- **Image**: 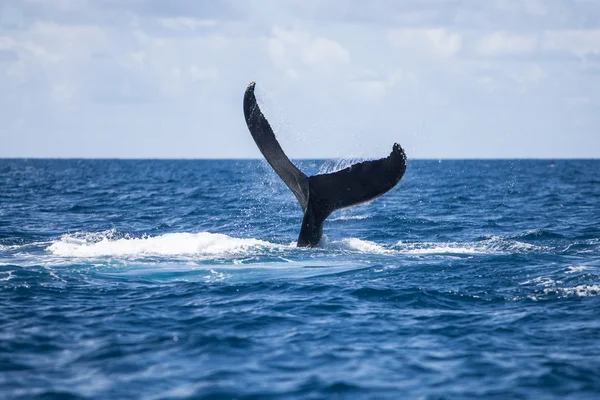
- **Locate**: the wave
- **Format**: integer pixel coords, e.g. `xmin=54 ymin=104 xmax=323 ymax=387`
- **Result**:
xmin=47 ymin=231 xmax=281 ymax=258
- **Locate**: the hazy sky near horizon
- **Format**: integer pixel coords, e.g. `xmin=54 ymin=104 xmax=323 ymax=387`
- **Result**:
xmin=1 ymin=0 xmax=599 ymax=159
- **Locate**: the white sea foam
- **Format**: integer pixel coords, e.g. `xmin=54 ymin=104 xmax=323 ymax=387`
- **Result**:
xmin=565 ymin=265 xmax=591 ymax=274
xmin=47 ymin=231 xmax=280 ymax=258
xmin=541 ymin=285 xmax=600 ymax=298
xmin=325 ymin=238 xmax=392 ymax=254
xmin=203 ymin=269 xmax=230 ymax=282
xmin=38 ymin=228 xmax=552 ymax=261
xmin=396 ymin=242 xmax=480 ymax=255
xmin=329 ymin=215 xmax=370 ymax=221
xmin=395 ymin=236 xmax=545 ymax=255
xmin=557 ymin=285 xmax=600 ymax=297
xmin=519 ymin=273 xmax=600 ymax=299
xmin=0 ymin=271 xmax=14 ymax=281
xmin=520 ymin=276 xmax=560 ymax=286
xmin=0 ymin=244 xmax=22 ymax=252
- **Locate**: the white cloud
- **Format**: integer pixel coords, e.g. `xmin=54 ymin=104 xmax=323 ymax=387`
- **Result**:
xmin=189 ymin=65 xmax=217 ymax=82
xmin=159 ymin=18 xmax=218 ymax=31
xmin=507 ymin=63 xmax=547 ymax=85
xmin=543 ymin=30 xmax=600 ymax=57
xmin=51 ymin=82 xmax=76 ymax=104
xmin=301 ymin=37 xmax=350 ymax=71
xmin=0 ymin=36 xmax=16 ymax=49
xmin=268 ymin=27 xmax=349 ymax=74
xmin=476 ymin=32 xmax=537 ymax=56
xmin=388 ymin=28 xmax=462 ymax=58
xmin=1 ymin=1 xmax=599 ymax=158
xmin=115 ymin=28 xmax=230 ymax=98
xmin=493 ymin=0 xmax=548 ymax=16
xmin=350 ymin=70 xmax=418 ymax=103
xmin=565 ymin=96 xmax=592 ymax=108
xmin=354 ymin=79 xmax=387 ymax=101
xmin=267 ymin=34 xmax=289 ymax=69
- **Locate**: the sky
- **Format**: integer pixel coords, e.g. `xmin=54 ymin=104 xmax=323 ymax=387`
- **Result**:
xmin=0 ymin=0 xmax=599 ymax=159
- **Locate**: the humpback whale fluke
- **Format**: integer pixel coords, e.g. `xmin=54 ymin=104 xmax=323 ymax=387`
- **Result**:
xmin=243 ymin=82 xmax=407 ymax=247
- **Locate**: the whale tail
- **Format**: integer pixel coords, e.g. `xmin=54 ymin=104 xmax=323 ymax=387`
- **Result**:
xmin=243 ymin=82 xmax=407 ymax=247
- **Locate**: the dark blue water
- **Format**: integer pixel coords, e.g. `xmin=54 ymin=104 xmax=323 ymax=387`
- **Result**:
xmin=1 ymin=159 xmax=599 ymax=399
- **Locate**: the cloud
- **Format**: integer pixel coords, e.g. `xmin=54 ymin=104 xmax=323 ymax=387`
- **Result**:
xmin=388 ymin=28 xmax=462 ymax=58
xmin=0 ymin=49 xmax=19 ymax=62
xmin=543 ymin=29 xmax=600 ymax=57
xmin=506 ymin=63 xmax=547 ymax=85
xmin=493 ymin=0 xmax=548 ymax=16
xmin=268 ymin=27 xmax=350 ymax=75
xmin=158 ymin=17 xmax=218 ymax=31
xmin=349 ymin=70 xmax=418 ymax=103
xmin=476 ymin=32 xmax=538 ymax=56
xmin=302 ymin=37 xmax=350 ymax=71
xmin=0 ymin=1 xmax=599 ymax=158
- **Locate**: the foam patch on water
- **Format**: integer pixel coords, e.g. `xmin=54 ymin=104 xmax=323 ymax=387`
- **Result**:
xmin=532 ymin=284 xmax=600 ymax=299
xmin=203 ymin=269 xmax=230 ymax=282
xmin=0 ymin=244 xmax=21 ymax=252
xmin=520 ymin=276 xmax=560 ymax=286
xmin=396 ymin=242 xmax=480 ymax=255
xmin=325 ymin=238 xmax=392 ymax=254
xmin=329 ymin=215 xmax=370 ymax=221
xmin=35 ymin=230 xmax=552 ymax=262
xmin=520 ymin=274 xmax=600 ymax=300
xmin=47 ymin=231 xmax=281 ymax=258
xmin=0 ymin=270 xmax=14 ymax=281
xmin=553 ymin=285 xmax=600 ymax=297
xmin=565 ymin=265 xmax=591 ymax=274
xmin=396 ymin=236 xmax=546 ymax=255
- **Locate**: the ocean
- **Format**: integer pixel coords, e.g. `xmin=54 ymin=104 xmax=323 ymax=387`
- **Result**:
xmin=1 ymin=158 xmax=599 ymax=399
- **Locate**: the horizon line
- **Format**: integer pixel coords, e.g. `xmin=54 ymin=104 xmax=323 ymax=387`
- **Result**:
xmin=0 ymin=156 xmax=598 ymax=161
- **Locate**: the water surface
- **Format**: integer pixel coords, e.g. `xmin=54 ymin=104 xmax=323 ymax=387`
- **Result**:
xmin=1 ymin=159 xmax=599 ymax=399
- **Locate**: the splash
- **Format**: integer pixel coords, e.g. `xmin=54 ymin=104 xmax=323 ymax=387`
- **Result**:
xmin=35 ymin=230 xmax=558 ymax=262
xmin=317 ymin=158 xmax=365 ymax=175
xmin=47 ymin=231 xmax=280 ymax=258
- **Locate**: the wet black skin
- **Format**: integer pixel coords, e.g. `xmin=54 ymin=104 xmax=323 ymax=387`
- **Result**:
xmin=243 ymin=82 xmax=407 ymax=247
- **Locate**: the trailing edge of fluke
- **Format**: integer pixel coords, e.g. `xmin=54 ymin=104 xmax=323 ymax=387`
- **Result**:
xmin=243 ymin=81 xmax=407 ymax=247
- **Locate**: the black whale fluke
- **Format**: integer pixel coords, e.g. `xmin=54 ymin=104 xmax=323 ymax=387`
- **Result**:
xmin=243 ymin=82 xmax=407 ymax=247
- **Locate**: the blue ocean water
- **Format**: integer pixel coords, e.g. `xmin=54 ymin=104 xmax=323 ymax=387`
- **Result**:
xmin=1 ymin=158 xmax=599 ymax=399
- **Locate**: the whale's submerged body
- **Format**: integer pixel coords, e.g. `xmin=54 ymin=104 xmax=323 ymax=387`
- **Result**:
xmin=243 ymin=82 xmax=407 ymax=247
